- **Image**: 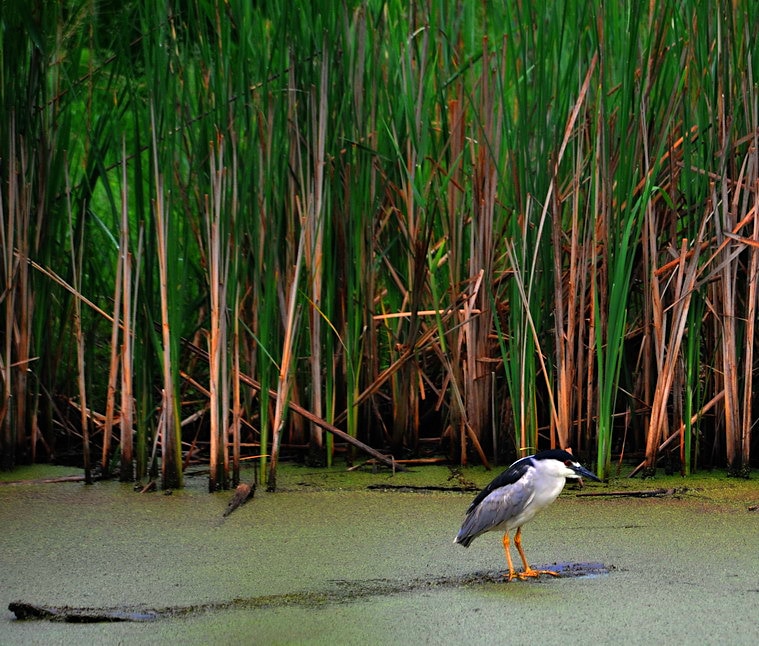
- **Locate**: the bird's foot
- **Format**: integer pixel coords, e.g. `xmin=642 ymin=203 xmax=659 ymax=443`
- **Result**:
xmin=514 ymin=568 xmax=560 ymax=580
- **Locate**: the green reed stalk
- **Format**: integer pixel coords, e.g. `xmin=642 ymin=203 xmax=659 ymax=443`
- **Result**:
xmin=682 ymin=295 xmax=705 ymax=475
xmin=492 ymin=2 xmax=560 ymax=457
xmin=591 ymin=0 xmax=667 ymax=478
xmin=150 ymin=104 xmax=183 ymax=490
xmin=383 ymin=21 xmax=433 ymax=453
xmin=6 ymin=0 xmax=759 ymax=484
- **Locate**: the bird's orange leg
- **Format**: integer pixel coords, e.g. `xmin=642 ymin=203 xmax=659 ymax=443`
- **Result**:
xmin=513 ymin=527 xmax=559 ymax=579
xmin=501 ymin=532 xmax=517 ymax=581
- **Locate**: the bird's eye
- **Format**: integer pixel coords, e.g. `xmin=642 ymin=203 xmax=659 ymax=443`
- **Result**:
xmin=564 ymin=460 xmax=573 ymax=467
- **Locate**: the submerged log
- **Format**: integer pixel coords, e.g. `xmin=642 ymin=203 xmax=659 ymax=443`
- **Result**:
xmin=8 ymin=562 xmax=612 ymax=623
xmin=8 ymin=601 xmax=157 ymax=622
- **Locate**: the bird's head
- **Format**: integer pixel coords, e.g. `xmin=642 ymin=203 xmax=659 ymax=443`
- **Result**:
xmin=532 ymin=449 xmax=601 ymax=482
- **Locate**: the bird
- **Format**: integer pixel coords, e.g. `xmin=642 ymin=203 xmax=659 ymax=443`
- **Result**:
xmin=454 ymin=448 xmax=600 ymax=581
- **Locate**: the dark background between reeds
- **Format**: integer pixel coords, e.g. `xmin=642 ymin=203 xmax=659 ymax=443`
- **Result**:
xmin=2 ymin=0 xmax=758 ymax=491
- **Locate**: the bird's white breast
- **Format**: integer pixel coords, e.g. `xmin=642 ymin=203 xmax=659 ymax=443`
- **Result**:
xmin=493 ymin=463 xmax=568 ymax=531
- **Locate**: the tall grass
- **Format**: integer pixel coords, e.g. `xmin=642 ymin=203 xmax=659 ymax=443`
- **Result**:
xmin=2 ymin=0 xmax=759 ymax=488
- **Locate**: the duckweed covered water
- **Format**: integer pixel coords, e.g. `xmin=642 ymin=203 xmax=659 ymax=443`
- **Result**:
xmin=1 ymin=464 xmax=759 ymax=645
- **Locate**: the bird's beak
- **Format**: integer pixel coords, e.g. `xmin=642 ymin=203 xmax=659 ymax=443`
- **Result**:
xmin=570 ymin=464 xmax=601 ymax=482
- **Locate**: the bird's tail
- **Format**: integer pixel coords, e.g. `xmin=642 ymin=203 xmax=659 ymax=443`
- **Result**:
xmin=453 ymin=527 xmax=475 ymax=547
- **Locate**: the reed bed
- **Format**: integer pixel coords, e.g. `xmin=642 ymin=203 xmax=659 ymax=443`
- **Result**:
xmin=1 ymin=0 xmax=758 ymax=488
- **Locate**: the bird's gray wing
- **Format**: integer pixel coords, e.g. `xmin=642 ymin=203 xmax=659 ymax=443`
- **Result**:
xmin=455 ymin=472 xmax=535 ymax=546
xmin=465 ymin=457 xmax=532 ymax=513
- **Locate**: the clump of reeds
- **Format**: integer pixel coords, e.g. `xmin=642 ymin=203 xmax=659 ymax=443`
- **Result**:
xmin=1 ymin=1 xmax=758 ymax=488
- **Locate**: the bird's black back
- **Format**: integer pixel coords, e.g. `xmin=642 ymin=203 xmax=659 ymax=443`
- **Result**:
xmin=465 ymin=456 xmax=532 ymax=513
xmin=465 ymin=449 xmax=575 ymax=514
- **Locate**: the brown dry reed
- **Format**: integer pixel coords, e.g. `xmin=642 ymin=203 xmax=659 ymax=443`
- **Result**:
xmin=1 ymin=1 xmax=757 ymax=488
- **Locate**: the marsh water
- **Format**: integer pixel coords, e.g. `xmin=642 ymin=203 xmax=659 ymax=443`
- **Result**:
xmin=1 ymin=464 xmax=758 ymax=645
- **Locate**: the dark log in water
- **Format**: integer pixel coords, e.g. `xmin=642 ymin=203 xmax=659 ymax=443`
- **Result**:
xmin=8 ymin=562 xmax=611 ymax=623
xmin=8 ymin=601 xmax=158 ymax=622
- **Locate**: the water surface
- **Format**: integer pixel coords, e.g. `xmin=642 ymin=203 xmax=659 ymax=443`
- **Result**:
xmin=1 ymin=465 xmax=758 ymax=645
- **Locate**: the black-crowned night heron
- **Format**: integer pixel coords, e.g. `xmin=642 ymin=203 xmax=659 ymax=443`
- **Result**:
xmin=454 ymin=449 xmax=600 ymax=581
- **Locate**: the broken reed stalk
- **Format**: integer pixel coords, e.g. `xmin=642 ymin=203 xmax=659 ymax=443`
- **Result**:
xmin=630 ymin=390 xmax=726 ymax=477
xmin=179 ymin=336 xmax=402 ymax=472
xmin=267 ymin=225 xmax=306 ymax=491
xmin=643 ymin=229 xmax=704 ymax=471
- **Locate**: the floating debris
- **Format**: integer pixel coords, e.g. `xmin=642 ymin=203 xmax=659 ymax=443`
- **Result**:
xmin=223 ymin=482 xmax=255 ymax=517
